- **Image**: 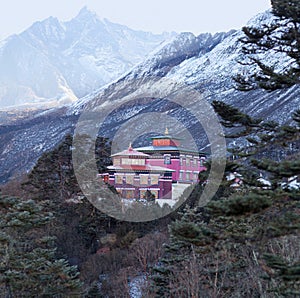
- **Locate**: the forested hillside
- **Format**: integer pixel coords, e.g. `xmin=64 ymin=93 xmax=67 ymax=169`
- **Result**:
xmin=0 ymin=0 xmax=299 ymax=297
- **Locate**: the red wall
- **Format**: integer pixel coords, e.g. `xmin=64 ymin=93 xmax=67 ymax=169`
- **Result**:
xmin=146 ymin=157 xmax=206 ymax=182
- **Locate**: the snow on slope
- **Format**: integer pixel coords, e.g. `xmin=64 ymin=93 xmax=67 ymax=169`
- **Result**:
xmin=0 ymin=7 xmax=175 ymax=109
xmin=69 ymin=9 xmax=300 ymax=142
xmin=165 ymin=10 xmax=293 ymax=92
xmin=1 ymin=10 xmax=300 ymax=184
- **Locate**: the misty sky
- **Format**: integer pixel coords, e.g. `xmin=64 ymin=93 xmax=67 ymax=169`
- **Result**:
xmin=0 ymin=0 xmax=271 ymax=40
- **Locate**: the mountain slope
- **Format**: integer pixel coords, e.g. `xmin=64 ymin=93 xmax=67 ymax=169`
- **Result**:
xmin=0 ymin=7 xmax=174 ymax=108
xmin=69 ymin=11 xmax=299 ymax=137
xmin=77 ymin=11 xmax=298 ymax=125
xmin=1 ymin=10 xmax=299 ymax=184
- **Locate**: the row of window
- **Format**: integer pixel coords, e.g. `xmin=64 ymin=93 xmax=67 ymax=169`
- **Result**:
xmin=114 ymin=158 xmax=145 ymax=166
xmin=179 ymin=156 xmax=204 ymax=167
xmin=115 ymin=174 xmax=160 ymax=185
xmin=163 ymin=155 xmax=205 ymax=166
xmin=179 ymin=171 xmax=199 ymax=181
xmin=113 ymin=156 xmax=205 ymax=167
xmin=116 ymin=189 xmax=159 ymax=199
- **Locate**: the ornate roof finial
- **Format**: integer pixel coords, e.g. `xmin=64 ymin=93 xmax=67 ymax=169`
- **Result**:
xmin=165 ymin=127 xmax=169 ymax=135
xmin=128 ymin=142 xmax=133 ymax=151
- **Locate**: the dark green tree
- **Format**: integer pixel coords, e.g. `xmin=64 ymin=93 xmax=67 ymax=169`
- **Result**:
xmin=95 ymin=136 xmax=112 ymax=173
xmin=234 ymin=0 xmax=300 ymax=90
xmin=143 ymin=190 xmax=155 ymax=202
xmin=150 ymin=103 xmax=300 ymax=297
xmin=151 ymin=3 xmax=300 ymax=294
xmin=23 ymin=134 xmax=80 ymax=202
xmin=211 ymin=101 xmax=300 ymax=296
xmin=20 ymin=134 xmax=115 ymax=293
xmin=0 ymin=194 xmax=82 ymax=297
xmin=23 ymin=134 xmax=112 ymax=203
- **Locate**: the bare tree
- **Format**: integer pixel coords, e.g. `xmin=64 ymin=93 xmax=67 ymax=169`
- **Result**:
xmin=130 ymin=232 xmax=168 ymax=273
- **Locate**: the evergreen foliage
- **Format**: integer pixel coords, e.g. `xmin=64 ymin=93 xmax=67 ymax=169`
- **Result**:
xmin=5 ymin=2 xmax=300 ymax=292
xmin=263 ymin=253 xmax=300 ymax=296
xmin=17 ymin=133 xmax=175 ymax=295
xmin=143 ymin=190 xmax=156 ymax=202
xmin=234 ymin=0 xmax=300 ymax=90
xmin=23 ymin=134 xmax=80 ymax=202
xmin=0 ymin=194 xmax=82 ymax=297
xmin=150 ymin=100 xmax=300 ymax=297
xmin=23 ymin=134 xmax=112 ymax=203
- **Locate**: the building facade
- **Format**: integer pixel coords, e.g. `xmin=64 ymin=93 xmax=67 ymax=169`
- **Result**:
xmin=135 ymin=129 xmax=207 ymax=183
xmin=103 ymin=130 xmax=207 ymax=200
xmin=106 ymin=144 xmax=174 ymax=200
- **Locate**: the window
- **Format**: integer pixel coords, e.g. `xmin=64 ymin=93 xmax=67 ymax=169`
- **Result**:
xmin=122 ymin=158 xmax=145 ymax=165
xmin=139 ymin=189 xmax=146 ymax=199
xmin=122 ymin=158 xmax=131 ymax=165
xmin=193 ymin=158 xmax=197 ymax=167
xmin=132 ymin=159 xmax=145 ymax=165
xmin=180 ymin=156 xmax=184 ymax=165
xmin=179 ymin=171 xmax=183 ymax=180
xmin=125 ymin=175 xmax=134 ymax=184
xmin=186 ymin=172 xmax=190 ymax=180
xmin=140 ymin=175 xmax=149 ymax=185
xmin=186 ymin=157 xmax=190 ymax=166
xmin=164 ymin=154 xmax=171 ymax=165
xmin=114 ymin=158 xmax=120 ymax=165
xmin=150 ymin=174 xmax=159 ymax=185
xmin=125 ymin=190 xmax=135 ymax=199
xmin=140 ymin=189 xmax=158 ymax=199
xmin=200 ymin=158 xmax=204 ymax=166
xmin=193 ymin=172 xmax=198 ymax=181
xmin=151 ymin=190 xmax=159 ymax=199
xmin=115 ymin=175 xmax=123 ymax=184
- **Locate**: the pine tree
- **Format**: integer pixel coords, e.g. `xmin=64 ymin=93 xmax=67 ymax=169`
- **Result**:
xmin=143 ymin=190 xmax=155 ymax=202
xmin=23 ymin=134 xmax=112 ymax=204
xmin=95 ymin=136 xmax=112 ymax=173
xmin=263 ymin=253 xmax=300 ymax=297
xmin=150 ymin=104 xmax=300 ymax=297
xmin=211 ymin=101 xmax=300 ymax=296
xmin=0 ymin=193 xmax=83 ymax=297
xmin=150 ymin=4 xmax=300 ymax=294
xmin=234 ymin=0 xmax=300 ymax=90
xmin=23 ymin=134 xmax=80 ymax=202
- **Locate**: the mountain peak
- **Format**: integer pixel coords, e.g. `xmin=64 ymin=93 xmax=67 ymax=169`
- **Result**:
xmin=42 ymin=16 xmax=62 ymax=27
xmin=25 ymin=15 xmax=63 ymax=32
xmin=0 ymin=6 xmax=172 ymax=109
xmin=246 ymin=9 xmax=274 ymax=28
xmin=75 ymin=6 xmax=100 ymax=22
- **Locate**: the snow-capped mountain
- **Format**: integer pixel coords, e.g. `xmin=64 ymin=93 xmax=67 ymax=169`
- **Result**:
xmin=75 ymin=10 xmax=298 ymax=125
xmin=1 ymin=10 xmax=299 ymax=184
xmin=0 ymin=7 xmax=174 ymax=108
